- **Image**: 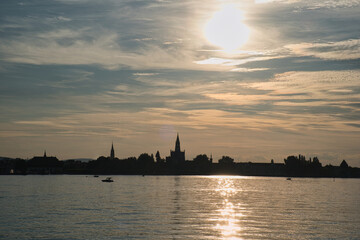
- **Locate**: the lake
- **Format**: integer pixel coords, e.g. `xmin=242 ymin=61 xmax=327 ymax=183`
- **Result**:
xmin=0 ymin=175 xmax=359 ymax=239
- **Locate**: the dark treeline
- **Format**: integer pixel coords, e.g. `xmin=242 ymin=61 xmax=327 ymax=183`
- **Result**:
xmin=1 ymin=153 xmax=359 ymax=178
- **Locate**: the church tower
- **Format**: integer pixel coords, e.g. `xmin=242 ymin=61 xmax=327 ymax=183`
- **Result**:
xmin=166 ymin=133 xmax=185 ymax=165
xmin=110 ymin=143 xmax=115 ymax=160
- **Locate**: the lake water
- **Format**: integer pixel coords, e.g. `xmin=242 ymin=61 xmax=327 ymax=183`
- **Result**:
xmin=0 ymin=175 xmax=359 ymax=239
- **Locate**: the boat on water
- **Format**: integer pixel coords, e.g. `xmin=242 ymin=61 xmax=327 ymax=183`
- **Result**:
xmin=94 ymin=175 xmax=99 ymax=178
xmin=102 ymin=177 xmax=114 ymax=182
xmin=286 ymin=177 xmax=292 ymax=180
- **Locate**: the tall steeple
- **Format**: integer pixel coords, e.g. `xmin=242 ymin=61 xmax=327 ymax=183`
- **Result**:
xmin=168 ymin=133 xmax=185 ymax=164
xmin=175 ymin=133 xmax=181 ymax=152
xmin=110 ymin=142 xmax=115 ymax=159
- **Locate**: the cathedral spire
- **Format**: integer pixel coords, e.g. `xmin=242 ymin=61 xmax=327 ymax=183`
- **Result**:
xmin=175 ymin=133 xmax=181 ymax=152
xmin=110 ymin=142 xmax=115 ymax=159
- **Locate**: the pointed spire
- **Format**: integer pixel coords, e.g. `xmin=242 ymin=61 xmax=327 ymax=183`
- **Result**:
xmin=110 ymin=142 xmax=115 ymax=159
xmin=175 ymin=133 xmax=181 ymax=152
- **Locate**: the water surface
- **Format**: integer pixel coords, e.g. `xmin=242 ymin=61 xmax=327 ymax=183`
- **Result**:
xmin=0 ymin=175 xmax=359 ymax=239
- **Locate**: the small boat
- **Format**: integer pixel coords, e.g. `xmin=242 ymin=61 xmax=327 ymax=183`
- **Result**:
xmin=94 ymin=175 xmax=99 ymax=178
xmin=286 ymin=177 xmax=292 ymax=180
xmin=102 ymin=177 xmax=113 ymax=182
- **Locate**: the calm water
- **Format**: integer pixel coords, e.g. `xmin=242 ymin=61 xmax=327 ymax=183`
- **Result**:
xmin=0 ymin=175 xmax=359 ymax=240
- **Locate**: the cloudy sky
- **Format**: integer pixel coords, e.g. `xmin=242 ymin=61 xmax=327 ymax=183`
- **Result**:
xmin=1 ymin=0 xmax=359 ymax=166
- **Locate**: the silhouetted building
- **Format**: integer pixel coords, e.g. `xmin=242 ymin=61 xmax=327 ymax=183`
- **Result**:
xmin=166 ymin=133 xmax=185 ymax=165
xmin=27 ymin=151 xmax=62 ymax=174
xmin=110 ymin=143 xmax=115 ymax=160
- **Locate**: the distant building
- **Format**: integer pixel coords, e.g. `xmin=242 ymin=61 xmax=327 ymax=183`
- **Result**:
xmin=30 ymin=151 xmax=58 ymax=163
xmin=166 ymin=133 xmax=185 ymax=165
xmin=110 ymin=143 xmax=115 ymax=160
xmin=27 ymin=151 xmax=62 ymax=174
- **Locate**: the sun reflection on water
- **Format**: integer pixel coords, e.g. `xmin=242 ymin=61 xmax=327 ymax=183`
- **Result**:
xmin=214 ymin=177 xmax=245 ymax=240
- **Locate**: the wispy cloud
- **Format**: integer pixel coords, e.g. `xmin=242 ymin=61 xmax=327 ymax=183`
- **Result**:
xmin=230 ymin=67 xmax=270 ymax=72
xmin=204 ymin=70 xmax=360 ymax=131
xmin=255 ymin=0 xmax=360 ymax=8
xmin=246 ymin=70 xmax=360 ymax=94
xmin=287 ymin=39 xmax=360 ymax=60
xmin=194 ymin=55 xmax=283 ymax=71
xmin=133 ymin=73 xmax=159 ymax=76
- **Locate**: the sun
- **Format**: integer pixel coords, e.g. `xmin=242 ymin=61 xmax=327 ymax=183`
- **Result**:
xmin=204 ymin=5 xmax=249 ymax=52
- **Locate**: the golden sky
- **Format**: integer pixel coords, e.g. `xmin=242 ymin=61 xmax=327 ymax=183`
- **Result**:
xmin=0 ymin=0 xmax=359 ymax=166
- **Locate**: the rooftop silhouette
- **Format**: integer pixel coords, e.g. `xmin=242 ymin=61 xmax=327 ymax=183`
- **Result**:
xmin=0 ymin=134 xmax=359 ymax=178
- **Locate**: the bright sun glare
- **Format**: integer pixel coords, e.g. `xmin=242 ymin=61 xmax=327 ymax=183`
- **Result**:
xmin=204 ymin=5 xmax=249 ymax=52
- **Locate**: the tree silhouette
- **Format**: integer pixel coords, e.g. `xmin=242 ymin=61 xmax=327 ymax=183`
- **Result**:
xmin=218 ymin=156 xmax=234 ymax=164
xmin=193 ymin=154 xmax=210 ymax=164
xmin=340 ymin=160 xmax=348 ymax=168
xmin=137 ymin=153 xmax=154 ymax=166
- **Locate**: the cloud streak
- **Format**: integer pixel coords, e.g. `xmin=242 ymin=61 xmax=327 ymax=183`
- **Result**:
xmin=287 ymin=39 xmax=360 ymax=60
xmin=1 ymin=0 xmax=360 ymax=165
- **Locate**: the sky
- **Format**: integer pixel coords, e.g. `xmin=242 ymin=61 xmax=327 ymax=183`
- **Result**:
xmin=0 ymin=0 xmax=359 ymax=166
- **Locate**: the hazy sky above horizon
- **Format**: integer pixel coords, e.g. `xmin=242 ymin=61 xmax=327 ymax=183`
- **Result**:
xmin=1 ymin=0 xmax=359 ymax=166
